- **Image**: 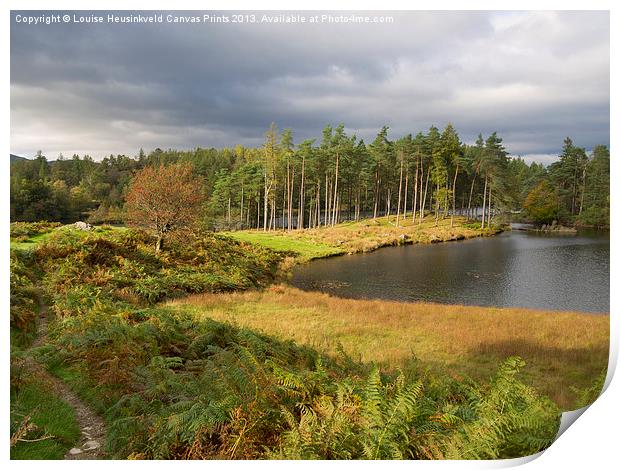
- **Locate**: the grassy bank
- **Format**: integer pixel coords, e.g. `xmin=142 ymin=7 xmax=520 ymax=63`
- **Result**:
xmin=226 ymin=215 xmax=498 ymax=262
xmin=9 ymin=223 xmax=566 ymax=459
xmin=9 ymin=225 xmax=286 ymax=459
xmin=169 ymin=286 xmax=609 ymax=410
xmin=10 ymin=221 xmax=62 ymax=251
xmin=10 ymin=361 xmax=81 ymax=459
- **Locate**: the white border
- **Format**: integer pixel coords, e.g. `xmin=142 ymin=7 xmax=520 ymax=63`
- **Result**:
xmin=2 ymin=1 xmax=616 ymax=469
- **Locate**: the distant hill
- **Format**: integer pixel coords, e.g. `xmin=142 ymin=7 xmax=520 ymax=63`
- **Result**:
xmin=10 ymin=154 xmax=27 ymax=163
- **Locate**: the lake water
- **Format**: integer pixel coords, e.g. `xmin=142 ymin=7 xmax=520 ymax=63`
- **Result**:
xmin=291 ymin=227 xmax=610 ymax=313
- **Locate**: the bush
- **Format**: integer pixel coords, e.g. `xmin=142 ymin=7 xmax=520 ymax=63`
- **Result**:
xmin=35 ymin=229 xmax=281 ymax=311
xmin=10 ymin=221 xmax=61 ymax=240
xmin=577 ymin=206 xmax=610 ymax=228
xmin=523 ymin=181 xmax=559 ymax=225
xmin=10 ymin=250 xmax=40 ymax=349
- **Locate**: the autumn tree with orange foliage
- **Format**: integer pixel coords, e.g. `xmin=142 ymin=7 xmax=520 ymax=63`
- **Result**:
xmin=125 ymin=164 xmax=206 ymax=253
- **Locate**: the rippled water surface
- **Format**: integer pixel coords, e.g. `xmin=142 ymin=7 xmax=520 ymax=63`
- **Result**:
xmin=291 ymin=228 xmax=610 ymax=313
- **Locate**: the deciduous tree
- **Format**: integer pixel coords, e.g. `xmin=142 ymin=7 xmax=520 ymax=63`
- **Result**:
xmin=125 ymin=163 xmax=206 ymax=253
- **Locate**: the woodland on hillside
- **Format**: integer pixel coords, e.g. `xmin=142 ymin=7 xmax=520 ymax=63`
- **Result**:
xmin=10 ymin=125 xmax=609 ymax=229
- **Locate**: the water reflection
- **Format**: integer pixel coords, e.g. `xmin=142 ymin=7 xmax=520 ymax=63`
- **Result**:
xmin=291 ymin=229 xmax=609 ymax=313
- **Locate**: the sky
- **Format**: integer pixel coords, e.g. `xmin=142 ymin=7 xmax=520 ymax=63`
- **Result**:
xmin=10 ymin=10 xmax=610 ymax=165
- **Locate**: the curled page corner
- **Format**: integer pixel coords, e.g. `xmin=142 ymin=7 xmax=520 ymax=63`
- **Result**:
xmin=554 ymin=360 xmax=614 ymax=442
xmin=555 ymin=406 xmax=590 ymax=441
xmin=495 ymin=405 xmax=597 ymax=468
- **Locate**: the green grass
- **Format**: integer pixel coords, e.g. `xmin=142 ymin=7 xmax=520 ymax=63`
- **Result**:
xmin=10 ymin=223 xmax=128 ymax=251
xmin=225 ymin=216 xmax=499 ymax=263
xmin=45 ymin=361 xmax=115 ymax=417
xmin=226 ymin=231 xmax=344 ymax=261
xmin=10 ymin=379 xmax=80 ymax=459
xmin=10 ymin=232 xmax=55 ymax=251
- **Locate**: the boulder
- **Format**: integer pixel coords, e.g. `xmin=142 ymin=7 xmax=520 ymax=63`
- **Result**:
xmin=74 ymin=221 xmax=92 ymax=231
xmin=82 ymin=440 xmax=100 ymax=451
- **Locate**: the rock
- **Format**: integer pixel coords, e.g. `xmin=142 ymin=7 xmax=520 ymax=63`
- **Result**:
xmin=74 ymin=221 xmax=92 ymax=231
xmin=82 ymin=440 xmax=101 ymax=451
xmin=536 ymin=223 xmax=577 ymax=234
xmin=69 ymin=448 xmax=83 ymax=455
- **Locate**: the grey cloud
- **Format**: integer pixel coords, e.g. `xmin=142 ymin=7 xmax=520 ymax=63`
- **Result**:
xmin=10 ymin=10 xmax=609 ymax=163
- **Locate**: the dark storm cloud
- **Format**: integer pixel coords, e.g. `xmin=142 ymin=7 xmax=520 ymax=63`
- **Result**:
xmin=10 ymin=10 xmax=609 ymax=162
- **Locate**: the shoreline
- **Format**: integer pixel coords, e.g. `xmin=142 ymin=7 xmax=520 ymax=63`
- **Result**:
xmin=227 ymin=216 xmax=503 ymax=272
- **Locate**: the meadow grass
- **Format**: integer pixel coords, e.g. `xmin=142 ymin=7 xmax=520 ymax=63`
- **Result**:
xmin=225 ymin=215 xmax=497 ymax=262
xmin=225 ymin=231 xmax=343 ymax=261
xmin=10 ymin=223 xmax=127 ymax=251
xmin=10 ymin=370 xmax=80 ymax=459
xmin=10 ymin=232 xmax=55 ymax=251
xmin=169 ymin=285 xmax=609 ymax=410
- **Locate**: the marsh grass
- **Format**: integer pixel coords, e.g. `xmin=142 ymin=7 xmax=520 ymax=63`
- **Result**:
xmin=170 ymin=285 xmax=609 ymax=410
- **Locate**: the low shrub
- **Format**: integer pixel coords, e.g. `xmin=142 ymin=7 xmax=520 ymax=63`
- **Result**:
xmin=35 ymin=229 xmax=282 ymax=311
xmin=10 ymin=221 xmax=62 ymax=240
xmin=10 ymin=250 xmax=40 ymax=349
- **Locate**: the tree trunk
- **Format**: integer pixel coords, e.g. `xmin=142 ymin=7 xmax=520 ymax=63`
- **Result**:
xmin=263 ymin=175 xmax=269 ymax=232
xmin=403 ymin=168 xmax=409 ymax=221
xmin=396 ymin=159 xmax=403 ymax=227
xmin=481 ymin=174 xmax=488 ymax=229
xmin=434 ymin=184 xmax=440 ymax=227
xmin=325 ymin=173 xmax=330 ymax=226
xmin=332 ymin=153 xmax=339 ymax=226
xmin=571 ymin=167 xmax=578 ymax=215
xmin=268 ymin=196 xmax=275 ymax=231
xmin=467 ymin=168 xmax=478 ymax=220
xmin=257 ymin=193 xmax=261 ymax=230
xmin=412 ymin=157 xmax=419 ymax=224
xmin=336 ymin=193 xmax=340 ymax=224
xmin=487 ymin=182 xmax=492 ymax=228
xmin=579 ymin=164 xmax=587 ymax=216
xmin=240 ymin=184 xmax=244 ymax=228
xmin=299 ymin=155 xmax=305 ymax=229
xmin=443 ymin=180 xmax=449 ymax=219
xmin=318 ymin=185 xmax=322 ymax=227
xmin=420 ymin=167 xmax=430 ymax=225
xmin=373 ymin=166 xmax=380 ymax=219
xmin=451 ymin=164 xmax=459 ymax=228
xmin=155 ymin=234 xmax=164 ymax=253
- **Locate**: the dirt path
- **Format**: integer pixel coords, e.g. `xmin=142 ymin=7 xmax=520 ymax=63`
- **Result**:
xmin=27 ymin=294 xmax=107 ymax=460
